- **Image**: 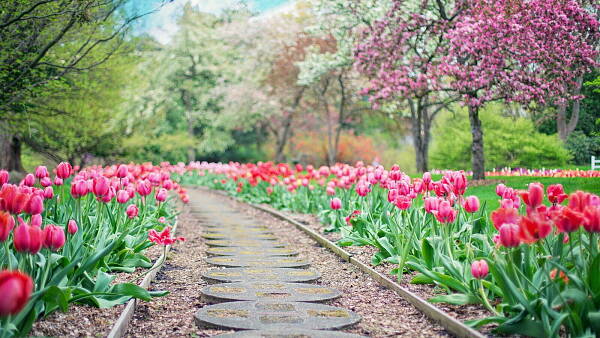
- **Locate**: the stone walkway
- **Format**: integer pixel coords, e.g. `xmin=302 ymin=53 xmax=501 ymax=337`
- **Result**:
xmin=192 ymin=194 xmax=366 ymax=337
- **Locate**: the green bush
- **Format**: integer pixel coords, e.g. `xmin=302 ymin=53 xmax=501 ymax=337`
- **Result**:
xmin=431 ymin=104 xmax=571 ymax=170
xmin=565 ymin=131 xmax=600 ymax=165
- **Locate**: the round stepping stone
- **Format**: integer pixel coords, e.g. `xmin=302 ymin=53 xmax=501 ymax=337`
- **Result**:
xmin=203 ymin=225 xmax=271 ymax=231
xmin=202 ymin=268 xmax=321 ymax=283
xmin=202 ymin=233 xmax=278 ymax=240
xmin=206 ymin=240 xmax=286 ymax=248
xmin=201 ymin=282 xmax=341 ymax=302
xmin=207 ymin=247 xmax=298 ymax=257
xmin=204 ymin=229 xmax=274 ymax=235
xmin=205 ymin=256 xmax=310 ymax=268
xmin=195 ymin=301 xmax=360 ymax=330
xmin=213 ymin=329 xmax=367 ymax=337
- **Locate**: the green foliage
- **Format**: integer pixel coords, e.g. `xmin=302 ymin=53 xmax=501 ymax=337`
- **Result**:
xmin=431 ymin=104 xmax=570 ymax=170
xmin=565 ymin=131 xmax=600 ymax=165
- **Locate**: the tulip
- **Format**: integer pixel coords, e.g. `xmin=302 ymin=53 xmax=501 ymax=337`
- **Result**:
xmin=40 ymin=177 xmax=52 ymax=188
xmin=158 ymin=217 xmax=166 ymax=224
xmin=463 ymin=196 xmax=480 ymax=213
xmin=518 ymin=214 xmax=552 ymax=244
xmin=471 ymin=260 xmax=489 ymax=279
xmin=490 ymin=207 xmax=520 ymax=230
xmin=30 ymin=214 xmax=42 ymax=227
xmin=583 ymin=207 xmax=600 ymax=233
xmin=520 ymin=183 xmax=544 ymax=209
xmin=422 ymin=172 xmax=432 ymax=186
xmin=116 ymin=190 xmax=129 ymax=204
xmin=495 ymin=184 xmax=507 ymax=197
xmin=148 ymin=226 xmax=184 ymax=245
xmin=0 ymin=171 xmax=8 ymax=186
xmin=498 ymin=223 xmax=520 ymax=247
xmin=155 ymin=188 xmax=168 ymax=202
xmin=67 ymin=220 xmax=78 ymax=235
xmin=0 ymin=185 xmax=30 ymax=214
xmin=53 ymin=176 xmax=63 ymax=186
xmin=137 ymin=180 xmax=152 ymax=196
xmin=0 ymin=211 xmax=15 ymax=242
xmin=23 ymin=174 xmax=35 ymax=187
xmin=70 ymin=180 xmax=88 ymax=198
xmin=266 ymin=186 xmax=273 ymax=195
xmin=394 ymin=196 xmax=412 ymax=210
xmin=547 ymin=184 xmax=568 ymax=205
xmin=56 ymin=162 xmax=73 ymax=179
xmin=554 ymin=207 xmax=584 ymax=233
xmin=13 ymin=219 xmax=43 ymax=254
xmin=355 ymin=183 xmax=370 ymax=197
xmin=330 ymin=197 xmax=342 ymax=210
xmin=43 ymin=186 xmax=54 ymax=199
xmin=126 ymin=204 xmax=139 ymax=219
xmin=569 ymin=191 xmax=592 ymax=213
xmin=0 ymin=270 xmax=33 ymax=316
xmin=34 ymin=166 xmax=49 ymax=179
xmin=424 ymin=197 xmax=440 ymax=214
xmin=116 ymin=164 xmax=128 ymax=178
xmin=162 ymin=179 xmax=174 ymax=190
xmin=25 ymin=195 xmax=43 ymax=215
xmin=433 ymin=200 xmax=457 ymax=224
xmin=42 ymin=225 xmax=66 ymax=251
xmin=92 ymin=176 xmax=110 ymax=198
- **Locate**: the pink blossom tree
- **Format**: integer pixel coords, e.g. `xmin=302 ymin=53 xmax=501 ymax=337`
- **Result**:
xmin=442 ymin=0 xmax=599 ymax=179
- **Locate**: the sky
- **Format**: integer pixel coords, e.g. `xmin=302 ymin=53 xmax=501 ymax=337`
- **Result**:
xmin=137 ymin=0 xmax=291 ymax=44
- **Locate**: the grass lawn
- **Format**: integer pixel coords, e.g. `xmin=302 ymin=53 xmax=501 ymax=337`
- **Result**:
xmin=465 ymin=176 xmax=600 ymax=211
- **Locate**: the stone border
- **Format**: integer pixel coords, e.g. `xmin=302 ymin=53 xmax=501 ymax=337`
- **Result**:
xmin=203 ymin=188 xmax=485 ymax=338
xmin=106 ymin=218 xmax=179 ymax=338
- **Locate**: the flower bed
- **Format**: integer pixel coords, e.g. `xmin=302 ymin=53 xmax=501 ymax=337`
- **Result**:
xmin=181 ymin=161 xmax=600 ymax=337
xmin=0 ymin=162 xmax=188 ymax=336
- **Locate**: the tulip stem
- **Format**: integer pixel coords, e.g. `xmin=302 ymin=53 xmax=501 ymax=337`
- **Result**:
xmin=478 ymin=282 xmax=499 ymax=316
xmin=135 ymin=245 xmax=167 ymax=284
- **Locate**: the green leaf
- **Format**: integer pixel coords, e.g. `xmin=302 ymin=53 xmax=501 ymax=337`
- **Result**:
xmin=465 ymin=316 xmax=507 ymax=328
xmin=588 ymin=311 xmax=600 ymax=334
xmin=42 ymin=286 xmax=70 ymax=315
xmin=429 ymin=293 xmax=479 ymax=305
xmin=410 ymin=273 xmax=434 ymax=284
xmin=421 ymin=238 xmax=434 ymax=269
xmin=497 ymin=317 xmax=546 ymax=338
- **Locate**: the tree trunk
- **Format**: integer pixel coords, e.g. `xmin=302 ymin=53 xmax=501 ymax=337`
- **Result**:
xmin=274 ymin=113 xmax=293 ymax=163
xmin=0 ymin=128 xmax=24 ymax=172
xmin=557 ymin=76 xmax=584 ymax=142
xmin=409 ymin=98 xmax=431 ymax=173
xmin=468 ymin=105 xmax=485 ymax=180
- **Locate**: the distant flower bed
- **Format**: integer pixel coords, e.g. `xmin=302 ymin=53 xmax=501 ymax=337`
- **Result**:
xmin=430 ymin=167 xmax=600 ymax=178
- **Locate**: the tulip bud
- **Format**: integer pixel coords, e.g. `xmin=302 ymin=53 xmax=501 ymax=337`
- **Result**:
xmin=67 ymin=220 xmax=78 ymax=235
xmin=43 ymin=187 xmax=54 ymax=200
xmin=116 ymin=190 xmax=129 ymax=204
xmin=471 ymin=259 xmax=489 ymax=279
xmin=330 ymin=197 xmax=342 ymax=210
xmin=43 ymin=225 xmax=65 ymax=251
xmin=23 ymin=174 xmax=35 ymax=187
xmin=463 ymin=196 xmax=480 ymax=213
xmin=56 ymin=162 xmax=73 ymax=179
xmin=30 ymin=214 xmax=42 ymax=227
xmin=0 ymin=270 xmax=34 ymax=316
xmin=0 ymin=211 xmax=15 ymax=242
xmin=34 ymin=166 xmax=49 ymax=179
xmin=158 ymin=217 xmax=166 ymax=224
xmin=498 ymin=223 xmax=520 ymax=247
xmin=155 ymin=188 xmax=168 ymax=202
xmin=53 ymin=176 xmax=63 ymax=186
xmin=266 ymin=186 xmax=273 ymax=195
xmin=495 ymin=184 xmax=506 ymax=197
xmin=116 ymin=164 xmax=128 ymax=179
xmin=13 ymin=219 xmax=43 ymax=254
xmin=126 ymin=204 xmax=139 ymax=219
xmin=39 ymin=177 xmax=52 ymax=188
xmin=0 ymin=171 xmax=9 ymax=186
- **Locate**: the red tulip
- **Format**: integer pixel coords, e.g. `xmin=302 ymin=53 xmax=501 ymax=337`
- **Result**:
xmin=0 ymin=171 xmax=8 ymax=186
xmin=148 ymin=226 xmax=184 ymax=245
xmin=0 ymin=185 xmax=30 ymax=214
xmin=25 ymin=195 xmax=43 ymax=215
xmin=547 ymin=184 xmax=567 ymax=205
xmin=471 ymin=260 xmax=489 ymax=279
xmin=55 ymin=162 xmax=73 ymax=179
xmin=70 ymin=179 xmax=88 ymax=198
xmin=394 ymin=196 xmax=412 ymax=210
xmin=23 ymin=174 xmax=35 ymax=187
xmin=0 ymin=270 xmax=33 ymax=316
xmin=569 ymin=191 xmax=592 ymax=213
xmin=498 ymin=223 xmax=520 ymax=247
xmin=583 ymin=207 xmax=600 ymax=233
xmin=554 ymin=207 xmax=584 ymax=233
xmin=330 ymin=197 xmax=342 ymax=210
xmin=42 ymin=225 xmax=65 ymax=251
xmin=0 ymin=211 xmax=14 ymax=242
xmin=520 ymin=183 xmax=544 ymax=209
xmin=67 ymin=220 xmax=78 ymax=235
xmin=126 ymin=204 xmax=139 ymax=219
xmin=155 ymin=188 xmax=167 ymax=202
xmin=13 ymin=219 xmax=43 ymax=254
xmin=463 ymin=196 xmax=480 ymax=213
xmin=490 ymin=207 xmax=520 ymax=230
xmin=518 ymin=214 xmax=552 ymax=244
xmin=34 ymin=166 xmax=48 ymax=179
xmin=116 ymin=164 xmax=128 ymax=179
xmin=92 ymin=177 xmax=109 ymax=198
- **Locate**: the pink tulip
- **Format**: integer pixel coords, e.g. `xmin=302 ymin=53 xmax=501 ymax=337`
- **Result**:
xmin=495 ymin=184 xmax=507 ymax=197
xmin=0 ymin=211 xmax=15 ymax=242
xmin=30 ymin=214 xmax=42 ymax=227
xmin=326 ymin=186 xmax=336 ymax=196
xmin=137 ymin=180 xmax=152 ymax=196
xmin=116 ymin=190 xmax=129 ymax=204
xmin=330 ymin=197 xmax=342 ymax=210
xmin=25 ymin=195 xmax=43 ymax=215
xmin=34 ymin=166 xmax=48 ymax=179
xmin=0 ymin=270 xmax=33 ymax=316
xmin=23 ymin=174 xmax=35 ymax=187
xmin=67 ymin=220 xmax=78 ymax=235
xmin=126 ymin=204 xmax=139 ymax=219
xmin=116 ymin=164 xmax=128 ymax=179
xmin=583 ymin=206 xmax=600 ymax=233
xmin=55 ymin=162 xmax=73 ymax=179
xmin=70 ymin=180 xmax=88 ymax=198
xmin=498 ymin=223 xmax=520 ymax=247
xmin=92 ymin=177 xmax=110 ymax=198
xmin=424 ymin=197 xmax=440 ymax=213
xmin=471 ymin=260 xmax=489 ymax=279
xmin=43 ymin=187 xmax=54 ymax=199
xmin=433 ymin=200 xmax=457 ymax=224
xmin=42 ymin=225 xmax=65 ymax=251
xmin=0 ymin=171 xmax=8 ymax=186
xmin=155 ymin=188 xmax=168 ymax=202
xmin=463 ymin=196 xmax=480 ymax=213
xmin=53 ymin=176 xmax=63 ymax=186
xmin=520 ymin=183 xmax=544 ymax=209
xmin=13 ymin=219 xmax=43 ymax=254
xmin=394 ymin=196 xmax=412 ymax=210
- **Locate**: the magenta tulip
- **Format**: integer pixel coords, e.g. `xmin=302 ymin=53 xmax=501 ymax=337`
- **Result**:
xmin=126 ymin=204 xmax=139 ymax=219
xmin=67 ymin=220 xmax=78 ymax=235
xmin=498 ymin=223 xmax=520 ymax=247
xmin=330 ymin=197 xmax=342 ymax=210
xmin=0 ymin=211 xmax=14 ymax=242
xmin=23 ymin=174 xmax=35 ymax=187
xmin=471 ymin=260 xmax=489 ymax=279
xmin=463 ymin=196 xmax=480 ymax=213
xmin=55 ymin=162 xmax=73 ymax=179
xmin=0 ymin=270 xmax=33 ymax=316
xmin=0 ymin=171 xmax=8 ymax=186
xmin=42 ymin=225 xmax=65 ymax=251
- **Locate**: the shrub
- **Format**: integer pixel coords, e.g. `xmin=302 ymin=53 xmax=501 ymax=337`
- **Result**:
xmin=565 ymin=131 xmax=600 ymax=165
xmin=431 ymin=104 xmax=571 ymax=170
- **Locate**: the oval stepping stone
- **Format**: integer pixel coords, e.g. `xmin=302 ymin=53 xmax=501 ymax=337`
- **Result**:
xmin=201 ymin=282 xmax=341 ymax=302
xmin=207 ymin=247 xmax=298 ymax=257
xmin=202 ymin=233 xmax=278 ymax=240
xmin=195 ymin=301 xmax=360 ymax=330
xmin=204 ymin=229 xmax=274 ymax=236
xmin=206 ymin=240 xmax=286 ymax=248
xmin=203 ymin=227 xmax=271 ymax=233
xmin=214 ymin=329 xmax=367 ymax=337
xmin=202 ymin=268 xmax=321 ymax=283
xmin=206 ymin=256 xmax=310 ymax=268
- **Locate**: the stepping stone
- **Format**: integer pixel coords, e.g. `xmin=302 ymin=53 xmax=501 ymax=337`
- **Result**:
xmin=202 ymin=233 xmax=279 ymax=240
xmin=202 ymin=268 xmax=321 ymax=283
xmin=213 ymin=329 xmax=367 ymax=337
xmin=203 ymin=226 xmax=271 ymax=232
xmin=205 ymin=256 xmax=310 ymax=268
xmin=207 ymin=247 xmax=298 ymax=257
xmin=204 ymin=229 xmax=274 ymax=235
xmin=201 ymin=282 xmax=341 ymax=302
xmin=206 ymin=240 xmax=286 ymax=248
xmin=195 ymin=301 xmax=361 ymax=330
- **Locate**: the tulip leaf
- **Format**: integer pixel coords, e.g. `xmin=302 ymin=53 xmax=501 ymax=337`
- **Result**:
xmin=429 ymin=293 xmax=479 ymax=305
xmin=421 ymin=238 xmax=434 ymax=269
xmin=497 ymin=316 xmax=546 ymax=338
xmin=464 ymin=316 xmax=506 ymax=328
xmin=42 ymin=286 xmax=70 ymax=315
xmin=410 ymin=273 xmax=434 ymax=284
xmin=588 ymin=311 xmax=600 ymax=334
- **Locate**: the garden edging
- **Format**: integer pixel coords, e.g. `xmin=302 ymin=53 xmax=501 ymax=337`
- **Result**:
xmin=204 ymin=187 xmax=485 ymax=338
xmin=106 ymin=217 xmax=179 ymax=338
